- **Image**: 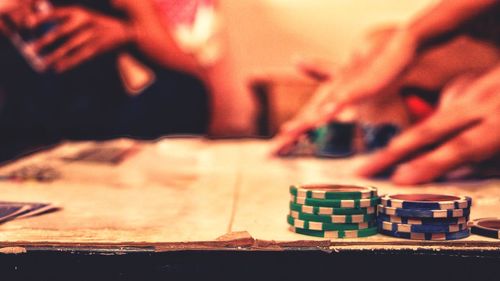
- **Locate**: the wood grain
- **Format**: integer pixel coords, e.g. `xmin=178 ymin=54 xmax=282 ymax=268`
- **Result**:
xmin=0 ymin=138 xmax=498 ymax=250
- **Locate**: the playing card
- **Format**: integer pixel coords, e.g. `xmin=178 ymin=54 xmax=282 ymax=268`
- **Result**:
xmin=0 ymin=201 xmax=59 ymax=222
xmin=62 ymin=145 xmax=139 ymax=165
xmin=0 ymin=203 xmax=32 ymax=223
xmin=7 ymin=164 xmax=61 ymax=182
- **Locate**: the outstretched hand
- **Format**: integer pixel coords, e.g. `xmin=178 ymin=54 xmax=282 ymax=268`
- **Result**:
xmin=272 ymin=29 xmax=417 ymax=156
xmin=357 ymin=65 xmax=500 ymax=185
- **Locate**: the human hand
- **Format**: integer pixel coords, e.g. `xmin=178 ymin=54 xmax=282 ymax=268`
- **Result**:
xmin=29 ymin=6 xmax=133 ymax=73
xmin=272 ymin=29 xmax=416 ymax=155
xmin=0 ymin=0 xmax=23 ymax=13
xmin=0 ymin=0 xmax=33 ymax=34
xmin=357 ymin=65 xmax=500 ymax=185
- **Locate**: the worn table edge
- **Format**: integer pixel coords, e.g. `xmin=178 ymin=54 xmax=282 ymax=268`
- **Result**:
xmin=1 ymin=238 xmax=499 ymax=254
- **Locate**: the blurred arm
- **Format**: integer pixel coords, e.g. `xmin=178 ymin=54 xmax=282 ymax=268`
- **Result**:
xmin=204 ymin=36 xmax=257 ymax=136
xmin=406 ymin=0 xmax=499 ymax=51
xmin=114 ymin=0 xmax=202 ymax=77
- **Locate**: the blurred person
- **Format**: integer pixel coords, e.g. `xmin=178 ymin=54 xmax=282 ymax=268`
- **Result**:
xmin=153 ymin=0 xmax=256 ymax=136
xmin=274 ymin=0 xmax=500 ymax=185
xmin=0 ymin=0 xmax=251 ymax=161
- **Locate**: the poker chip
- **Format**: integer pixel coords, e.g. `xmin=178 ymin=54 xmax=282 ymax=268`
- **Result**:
xmin=381 ymin=194 xmax=472 ymax=210
xmin=290 ymin=210 xmax=376 ymax=223
xmin=290 ymin=226 xmax=378 ymax=238
xmin=292 ymin=195 xmax=380 ymax=208
xmin=377 ymin=193 xmax=472 ymax=241
xmin=290 ymin=184 xmax=377 ymax=200
xmin=283 ymin=121 xmax=400 ymax=158
xmin=469 ymin=218 xmax=500 ymax=239
xmin=287 ymin=215 xmax=375 ymax=231
xmin=377 ymin=213 xmax=468 ymax=226
xmin=312 ymin=122 xmax=356 ymax=158
xmin=378 ymin=205 xmax=470 ymax=218
xmin=378 ymin=220 xmax=468 ymax=233
xmin=362 ymin=124 xmax=400 ymax=152
xmin=378 ymin=228 xmax=470 ymax=241
xmin=288 ymin=184 xmax=379 ymax=238
xmin=290 ymin=202 xmax=376 ymax=215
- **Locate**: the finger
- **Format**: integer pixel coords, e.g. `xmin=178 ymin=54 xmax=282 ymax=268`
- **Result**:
xmin=271 ymin=121 xmax=315 ymax=156
xmin=391 ymin=120 xmax=500 ymax=185
xmin=53 ymin=41 xmax=97 ymax=73
xmin=439 ymin=73 xmax=479 ymax=107
xmin=271 ymin=102 xmax=344 ymax=156
xmin=294 ymin=56 xmax=335 ymax=82
xmin=31 ymin=14 xmax=91 ymax=53
xmin=43 ymin=29 xmax=94 ymax=66
xmin=356 ymin=108 xmax=478 ymax=178
xmin=356 ymin=75 xmax=477 ymax=178
xmin=26 ymin=6 xmax=76 ymax=29
xmin=296 ymin=83 xmax=340 ymax=122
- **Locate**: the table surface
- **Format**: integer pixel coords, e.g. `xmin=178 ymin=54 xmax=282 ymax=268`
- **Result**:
xmin=0 ymin=138 xmax=499 ymax=253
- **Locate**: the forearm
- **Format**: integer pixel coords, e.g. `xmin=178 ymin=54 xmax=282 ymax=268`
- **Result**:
xmin=405 ymin=0 xmax=499 ymax=51
xmin=123 ymin=0 xmax=202 ymax=77
xmin=205 ymin=58 xmax=257 ymax=136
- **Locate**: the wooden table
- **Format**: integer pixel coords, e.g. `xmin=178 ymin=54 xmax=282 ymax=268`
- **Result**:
xmin=0 ymin=138 xmax=499 ymax=280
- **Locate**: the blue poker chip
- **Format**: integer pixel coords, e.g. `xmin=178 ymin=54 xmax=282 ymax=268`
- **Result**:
xmin=378 ymin=204 xmax=471 ymax=218
xmin=378 ymin=220 xmax=468 ymax=233
xmin=378 ymin=227 xmax=470 ymax=240
xmin=377 ymin=213 xmax=468 ymax=226
xmin=470 ymin=218 xmax=500 ymax=239
xmin=381 ymin=194 xmax=472 ymax=210
xmin=286 ymin=121 xmax=400 ymax=158
xmin=313 ymin=122 xmax=356 ymax=158
xmin=362 ymin=123 xmax=400 ymax=152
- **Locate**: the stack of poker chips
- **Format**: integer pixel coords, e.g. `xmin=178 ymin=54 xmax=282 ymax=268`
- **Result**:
xmin=284 ymin=121 xmax=400 ymax=158
xmin=377 ymin=194 xmax=472 ymax=240
xmin=470 ymin=218 xmax=500 ymax=239
xmin=288 ymin=184 xmax=380 ymax=238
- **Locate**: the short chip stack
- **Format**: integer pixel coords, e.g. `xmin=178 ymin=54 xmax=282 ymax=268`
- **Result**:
xmin=288 ymin=184 xmax=380 ymax=238
xmin=377 ymin=194 xmax=472 ymax=240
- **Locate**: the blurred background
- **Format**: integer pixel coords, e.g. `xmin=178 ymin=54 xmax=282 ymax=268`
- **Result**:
xmin=0 ymin=0 xmax=459 ymax=161
xmin=219 ymin=0 xmax=435 ymax=135
xmin=220 ymin=0 xmax=434 ymax=75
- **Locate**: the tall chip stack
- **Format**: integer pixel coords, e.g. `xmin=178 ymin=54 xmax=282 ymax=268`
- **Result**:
xmin=288 ymin=184 xmax=380 ymax=238
xmin=377 ymin=194 xmax=472 ymax=240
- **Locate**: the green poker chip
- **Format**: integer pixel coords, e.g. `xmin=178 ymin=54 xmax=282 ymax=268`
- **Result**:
xmin=290 ymin=184 xmax=377 ymax=200
xmin=290 ymin=226 xmax=378 ymax=238
xmin=287 ymin=215 xmax=375 ymax=231
xmin=289 ymin=201 xmax=376 ymax=215
xmin=291 ymin=195 xmax=380 ymax=208
xmin=289 ymin=210 xmax=376 ymax=224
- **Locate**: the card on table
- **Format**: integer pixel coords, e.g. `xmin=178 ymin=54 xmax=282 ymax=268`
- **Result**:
xmin=62 ymin=145 xmax=140 ymax=165
xmin=0 ymin=201 xmax=59 ymax=223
